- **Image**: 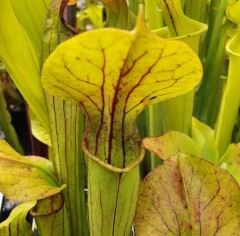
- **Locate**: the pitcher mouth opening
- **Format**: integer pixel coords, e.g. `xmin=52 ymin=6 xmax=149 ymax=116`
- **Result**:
xmin=153 ymin=21 xmax=208 ymax=40
xmin=82 ymin=134 xmax=145 ymax=173
xmin=226 ymin=34 xmax=240 ymax=56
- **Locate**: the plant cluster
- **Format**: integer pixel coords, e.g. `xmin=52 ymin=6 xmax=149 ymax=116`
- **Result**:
xmin=0 ymin=0 xmax=240 ymax=235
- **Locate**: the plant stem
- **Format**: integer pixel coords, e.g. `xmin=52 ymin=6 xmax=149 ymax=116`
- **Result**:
xmin=194 ymin=0 xmax=229 ymax=126
xmin=198 ymin=0 xmax=221 ymax=60
xmin=184 ymin=0 xmax=208 ymax=23
xmin=128 ymin=0 xmax=139 ymax=15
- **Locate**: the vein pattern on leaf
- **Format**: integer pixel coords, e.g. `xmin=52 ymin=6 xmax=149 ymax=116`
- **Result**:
xmin=134 ymin=153 xmax=240 ymax=235
xmin=0 ymin=141 xmax=64 ymax=202
xmin=42 ymin=22 xmax=202 ymax=168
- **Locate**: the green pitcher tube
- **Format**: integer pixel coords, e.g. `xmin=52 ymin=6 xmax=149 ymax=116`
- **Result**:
xmin=152 ymin=0 xmax=207 ymax=136
xmin=215 ymin=0 xmax=240 ymax=157
xmin=215 ymin=32 xmax=240 ymax=157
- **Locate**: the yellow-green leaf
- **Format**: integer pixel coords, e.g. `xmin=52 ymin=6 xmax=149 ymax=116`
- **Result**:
xmin=143 ymin=131 xmax=200 ymax=160
xmin=0 ymin=140 xmax=65 ymax=202
xmin=0 ymin=0 xmax=49 ymax=133
xmin=0 ymin=201 xmax=37 ymax=236
xmin=29 ymin=109 xmax=51 ymax=146
xmin=42 ymin=13 xmax=202 ymax=168
xmin=134 ymin=153 xmax=240 ymax=235
xmin=10 ymin=0 xmax=51 ymax=56
xmin=191 ymin=117 xmax=218 ymax=163
xmin=217 ymin=143 xmax=240 ymax=184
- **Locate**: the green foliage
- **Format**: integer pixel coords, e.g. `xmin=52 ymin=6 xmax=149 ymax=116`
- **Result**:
xmin=217 ymin=143 xmax=240 ymax=184
xmin=0 ymin=0 xmax=239 ymax=236
xmin=191 ymin=117 xmax=219 ymax=163
xmin=215 ymin=2 xmax=240 ymax=156
xmin=0 ymin=0 xmax=49 ymax=133
xmin=40 ymin=7 xmax=202 ymax=235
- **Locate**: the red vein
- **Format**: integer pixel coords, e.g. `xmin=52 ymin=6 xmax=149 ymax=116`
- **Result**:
xmin=112 ymin=174 xmax=122 ymax=235
xmin=95 ymin=49 xmax=106 ymax=156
